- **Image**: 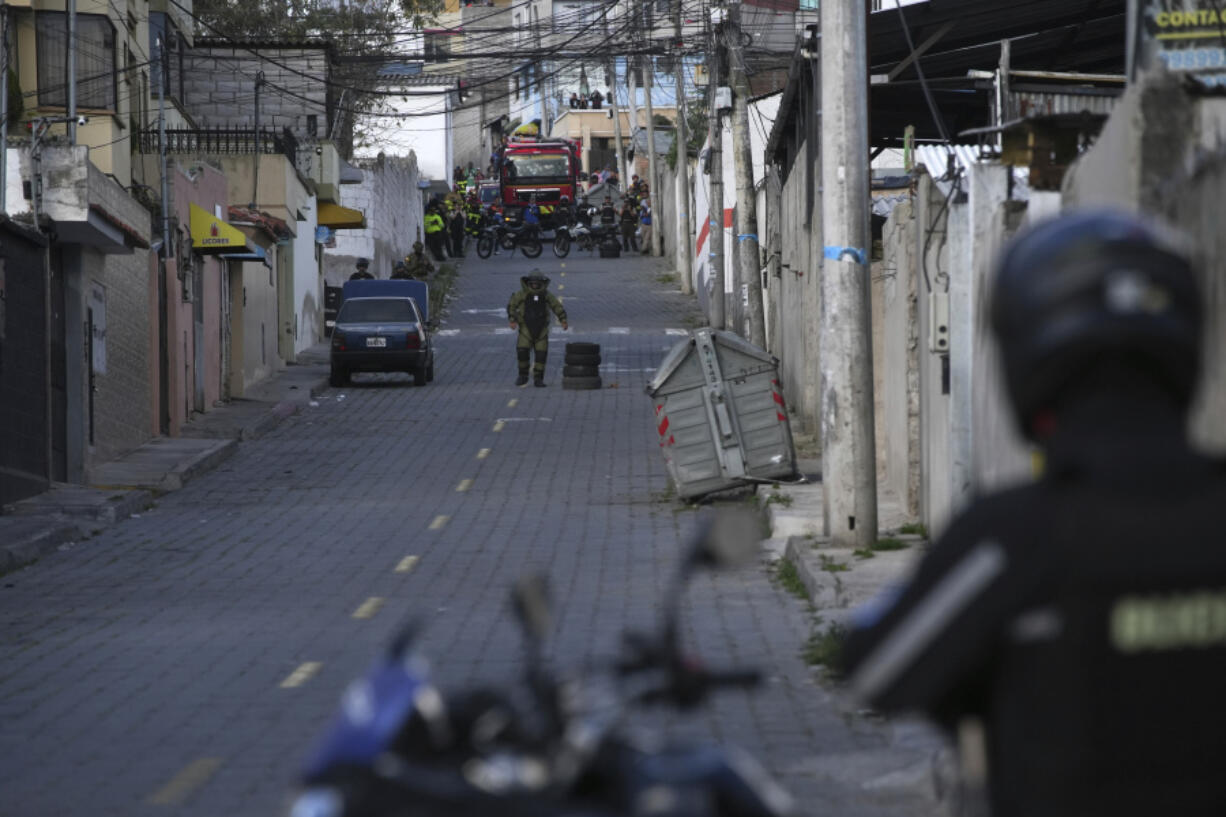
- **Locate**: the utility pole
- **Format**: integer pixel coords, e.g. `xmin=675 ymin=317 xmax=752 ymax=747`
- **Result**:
xmin=1 ymin=5 xmax=8 ymax=213
xmin=157 ymin=36 xmax=172 ymax=435
xmin=67 ymin=0 xmax=77 ymax=143
xmin=643 ymin=55 xmax=661 ymax=256
xmin=252 ymin=70 xmax=264 ymax=209
xmin=706 ymin=18 xmax=725 ymax=329
xmin=607 ymin=61 xmax=629 ymax=185
xmin=673 ymin=13 xmax=694 ymax=293
xmin=728 ymin=3 xmax=763 ymax=345
xmin=819 ymin=0 xmax=877 ymax=547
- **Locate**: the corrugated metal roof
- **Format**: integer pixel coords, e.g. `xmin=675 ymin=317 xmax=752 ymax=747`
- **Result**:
xmin=1011 ymin=90 xmax=1119 ymax=118
xmin=913 ymin=144 xmax=1031 ymax=200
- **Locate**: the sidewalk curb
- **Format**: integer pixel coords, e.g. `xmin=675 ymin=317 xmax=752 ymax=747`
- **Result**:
xmin=158 ymin=438 xmax=239 ymax=491
xmin=0 ymin=520 xmax=80 ymax=575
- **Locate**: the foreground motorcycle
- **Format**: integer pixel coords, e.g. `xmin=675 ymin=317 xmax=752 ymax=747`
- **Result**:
xmin=289 ymin=509 xmax=794 ymax=817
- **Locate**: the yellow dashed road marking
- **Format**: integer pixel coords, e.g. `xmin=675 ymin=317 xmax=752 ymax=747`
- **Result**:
xmin=493 ymin=420 xmax=506 ymax=432
xmin=147 ymin=757 xmax=222 ymax=806
xmin=477 ymin=448 xmax=491 ymax=459
xmin=507 ymin=398 xmax=518 ymax=408
xmin=429 ymin=515 xmax=450 ymax=530
xmin=557 ymin=284 xmax=564 ymax=291
xmin=279 ymin=662 xmax=322 ymax=689
xmin=352 ymin=597 xmax=385 ymax=619
xmin=456 ymin=478 xmax=473 ymax=492
xmin=395 ymin=555 xmax=420 ymax=573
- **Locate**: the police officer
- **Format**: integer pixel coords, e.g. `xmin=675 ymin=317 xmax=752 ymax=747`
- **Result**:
xmin=404 ymin=241 xmax=434 ymax=279
xmin=423 ymin=205 xmax=446 ymax=261
xmin=506 ymin=271 xmax=568 ymax=387
xmin=349 ymin=257 xmax=374 ymax=280
xmin=840 ymin=209 xmax=1226 ymax=817
xmin=618 ymin=198 xmax=638 ymax=252
xmin=390 ymin=261 xmax=414 ymax=280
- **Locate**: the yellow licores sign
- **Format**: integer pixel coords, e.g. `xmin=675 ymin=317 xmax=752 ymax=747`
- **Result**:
xmin=189 ymin=203 xmax=248 ymax=253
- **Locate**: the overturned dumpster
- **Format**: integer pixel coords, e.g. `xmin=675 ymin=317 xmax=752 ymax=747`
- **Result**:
xmin=646 ymin=329 xmax=798 ymax=500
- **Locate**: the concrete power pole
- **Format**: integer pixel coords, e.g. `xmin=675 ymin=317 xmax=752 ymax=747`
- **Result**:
xmin=729 ymin=3 xmax=764 ymax=345
xmin=706 ymin=23 xmax=725 ymax=329
xmin=643 ymin=57 xmax=662 ymax=256
xmin=607 ymin=58 xmax=629 ymax=185
xmin=673 ymin=9 xmax=694 ymax=293
xmin=67 ymin=0 xmax=77 ymax=144
xmin=819 ymin=0 xmax=877 ymax=547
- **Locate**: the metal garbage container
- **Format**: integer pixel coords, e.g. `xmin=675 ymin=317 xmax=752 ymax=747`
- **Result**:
xmin=646 ymin=328 xmax=798 ymax=499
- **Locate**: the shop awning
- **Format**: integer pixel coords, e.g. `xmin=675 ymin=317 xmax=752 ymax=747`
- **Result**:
xmin=219 ymin=243 xmax=270 ymax=267
xmin=190 ymin=203 xmax=249 ymax=254
xmin=318 ymin=202 xmax=366 ymax=230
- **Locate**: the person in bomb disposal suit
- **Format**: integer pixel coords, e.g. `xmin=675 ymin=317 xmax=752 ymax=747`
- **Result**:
xmin=840 ymin=209 xmax=1226 ymax=817
xmin=506 ymin=271 xmax=567 ymax=387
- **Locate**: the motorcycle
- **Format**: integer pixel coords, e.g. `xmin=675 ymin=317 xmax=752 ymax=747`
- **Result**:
xmin=499 ymin=222 xmax=544 ymax=258
xmin=290 ymin=509 xmax=794 ymax=817
xmin=552 ymin=224 xmax=595 ymax=258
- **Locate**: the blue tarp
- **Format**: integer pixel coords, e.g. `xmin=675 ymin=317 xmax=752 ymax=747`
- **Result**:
xmin=341 ymin=279 xmax=430 ymax=324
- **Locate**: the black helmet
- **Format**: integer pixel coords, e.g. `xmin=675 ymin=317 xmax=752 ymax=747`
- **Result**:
xmin=356 ymin=257 xmax=370 ymax=268
xmin=991 ymin=208 xmax=1202 ymax=440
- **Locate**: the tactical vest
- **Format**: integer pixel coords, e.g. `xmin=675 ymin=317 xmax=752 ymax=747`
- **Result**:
xmin=523 ymin=292 xmax=549 ymax=335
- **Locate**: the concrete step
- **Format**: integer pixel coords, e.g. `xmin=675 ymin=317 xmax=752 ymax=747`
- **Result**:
xmin=88 ymin=437 xmax=237 ymax=492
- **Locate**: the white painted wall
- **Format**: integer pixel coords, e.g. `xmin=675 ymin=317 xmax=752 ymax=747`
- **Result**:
xmin=292 ymin=196 xmax=323 ymax=353
xmin=369 ymin=88 xmax=453 ymax=184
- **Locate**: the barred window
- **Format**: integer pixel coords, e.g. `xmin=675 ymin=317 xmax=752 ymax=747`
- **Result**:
xmin=36 ymin=12 xmax=117 ymax=110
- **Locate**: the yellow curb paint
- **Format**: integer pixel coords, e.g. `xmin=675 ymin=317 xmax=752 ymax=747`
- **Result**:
xmin=395 ymin=555 xmax=420 ymax=573
xmin=429 ymin=515 xmax=449 ymax=530
xmin=507 ymin=398 xmax=518 ymax=408
xmin=493 ymin=420 xmax=506 ymax=432
xmin=352 ymin=597 xmax=385 ymax=619
xmin=456 ymin=478 xmax=473 ymax=492
xmin=279 ymin=662 xmax=322 ymax=689
xmin=147 ymin=757 xmax=223 ymax=806
xmin=477 ymin=448 xmax=491 ymax=459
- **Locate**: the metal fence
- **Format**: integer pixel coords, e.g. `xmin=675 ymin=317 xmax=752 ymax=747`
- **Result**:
xmin=137 ymin=127 xmax=299 ymax=165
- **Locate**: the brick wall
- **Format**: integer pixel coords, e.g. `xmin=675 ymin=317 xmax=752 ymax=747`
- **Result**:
xmin=325 ymin=154 xmax=424 ymax=285
xmin=182 ymin=44 xmax=330 ymax=137
xmin=85 ymin=248 xmax=153 ymax=468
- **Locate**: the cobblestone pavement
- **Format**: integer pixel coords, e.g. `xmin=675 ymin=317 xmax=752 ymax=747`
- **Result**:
xmin=0 ymin=248 xmax=932 ymax=816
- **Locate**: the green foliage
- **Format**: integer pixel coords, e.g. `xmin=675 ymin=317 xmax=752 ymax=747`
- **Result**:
xmin=665 ymin=87 xmax=710 ymax=170
xmin=8 ymin=69 xmax=23 ymax=128
xmin=872 ymin=537 xmax=909 ymax=552
xmin=898 ymin=522 xmax=928 ymax=537
xmin=772 ymin=559 xmax=809 ymax=601
xmin=852 ymin=548 xmax=876 ymax=560
xmin=802 ymin=622 xmax=848 ymax=669
xmin=763 ymin=491 xmax=793 ymax=507
xmin=818 ymin=554 xmax=848 ymax=573
xmin=192 ymin=0 xmax=443 ymax=155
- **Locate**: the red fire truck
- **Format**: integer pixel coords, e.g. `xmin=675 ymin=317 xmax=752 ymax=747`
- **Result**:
xmin=498 ymin=136 xmax=583 ymax=225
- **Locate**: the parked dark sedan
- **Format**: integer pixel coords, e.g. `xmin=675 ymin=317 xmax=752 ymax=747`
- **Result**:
xmin=329 ymin=296 xmax=434 ymax=387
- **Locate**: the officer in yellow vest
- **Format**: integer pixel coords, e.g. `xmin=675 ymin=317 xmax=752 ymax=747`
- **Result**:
xmin=423 ymin=205 xmax=446 ymax=261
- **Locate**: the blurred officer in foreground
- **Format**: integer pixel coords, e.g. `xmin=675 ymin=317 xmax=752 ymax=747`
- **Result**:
xmin=840 ymin=209 xmax=1226 ymax=817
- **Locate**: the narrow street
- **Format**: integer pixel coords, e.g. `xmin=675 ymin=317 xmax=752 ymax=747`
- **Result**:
xmin=1 ymin=249 xmax=924 ymax=817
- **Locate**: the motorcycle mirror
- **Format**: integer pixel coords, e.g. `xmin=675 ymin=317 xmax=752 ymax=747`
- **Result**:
xmin=689 ymin=507 xmax=761 ymax=571
xmin=511 ymin=574 xmax=552 ymax=643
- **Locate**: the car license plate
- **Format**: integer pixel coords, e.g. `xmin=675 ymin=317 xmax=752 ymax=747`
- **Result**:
xmin=366 ymin=337 xmax=387 ymax=348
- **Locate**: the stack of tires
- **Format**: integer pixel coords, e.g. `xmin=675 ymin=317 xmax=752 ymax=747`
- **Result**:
xmin=562 ymin=342 xmax=602 ymax=390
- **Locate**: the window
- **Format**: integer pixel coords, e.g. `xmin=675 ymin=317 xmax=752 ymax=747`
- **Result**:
xmin=37 ymin=12 xmax=117 ymax=110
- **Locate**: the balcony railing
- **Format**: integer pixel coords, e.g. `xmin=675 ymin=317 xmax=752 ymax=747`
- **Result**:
xmin=137 ymin=127 xmax=299 ymax=165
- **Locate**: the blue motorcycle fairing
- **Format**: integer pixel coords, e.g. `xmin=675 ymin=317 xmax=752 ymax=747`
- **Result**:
xmin=302 ymin=654 xmax=434 ymax=780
